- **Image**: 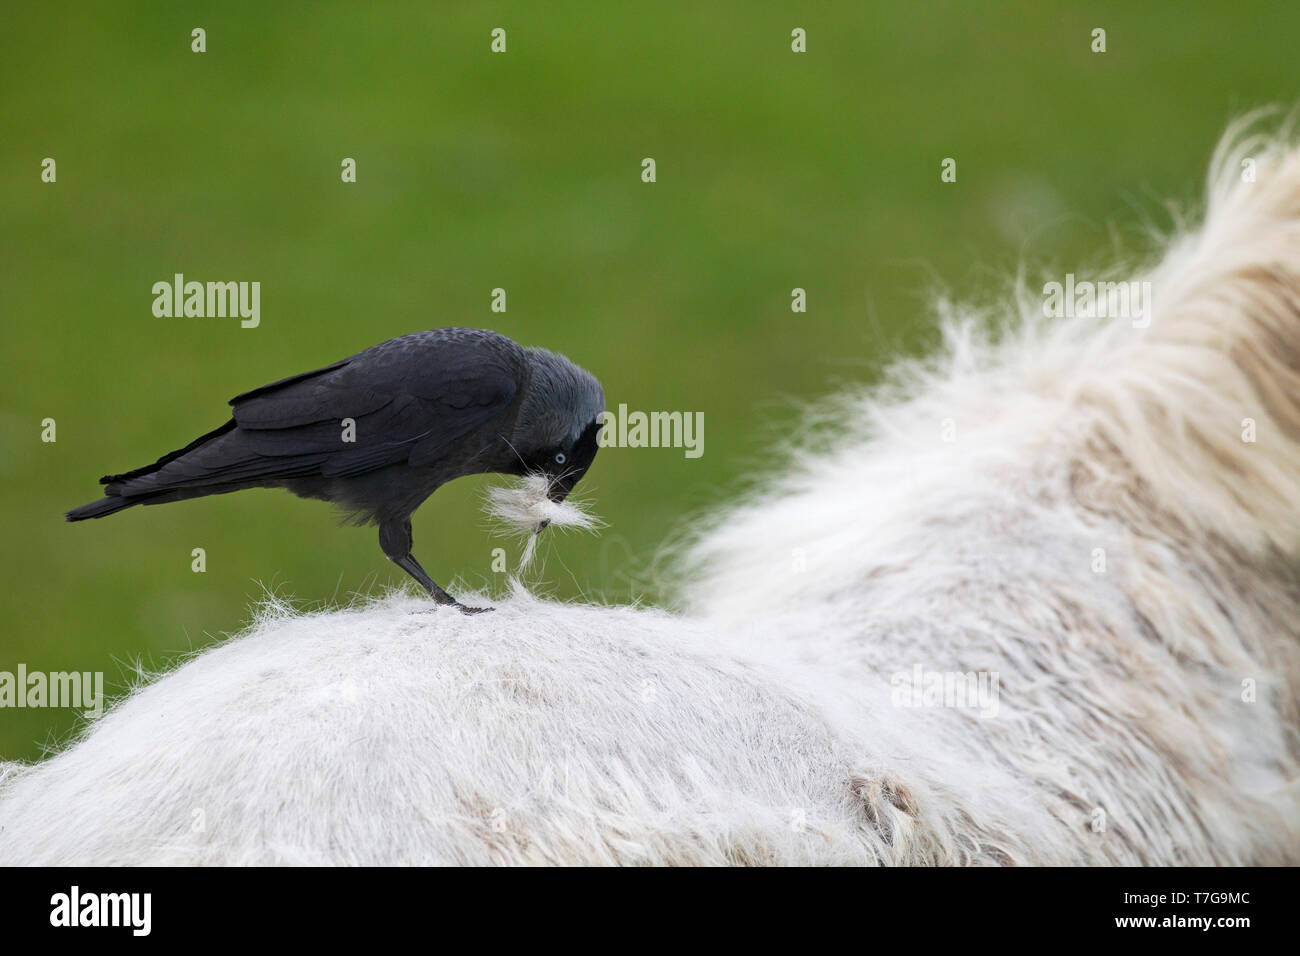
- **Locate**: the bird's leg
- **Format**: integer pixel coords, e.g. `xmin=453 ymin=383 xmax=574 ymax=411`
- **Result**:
xmin=393 ymin=552 xmax=459 ymax=606
xmin=379 ymin=519 xmax=492 ymax=614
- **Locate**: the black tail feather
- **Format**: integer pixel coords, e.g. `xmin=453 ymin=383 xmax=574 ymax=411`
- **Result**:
xmin=66 ymin=495 xmax=140 ymax=521
xmin=99 ymin=419 xmax=237 ymax=486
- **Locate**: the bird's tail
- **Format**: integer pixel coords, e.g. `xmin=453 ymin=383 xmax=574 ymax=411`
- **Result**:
xmin=65 ymin=495 xmax=144 ymax=521
xmin=65 ymin=419 xmax=239 ymax=522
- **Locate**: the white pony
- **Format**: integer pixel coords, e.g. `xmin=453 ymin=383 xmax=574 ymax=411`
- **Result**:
xmin=3 ymin=121 xmax=1298 ymax=865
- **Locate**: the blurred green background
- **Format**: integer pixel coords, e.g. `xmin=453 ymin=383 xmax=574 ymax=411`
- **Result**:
xmin=2 ymin=2 xmax=1297 ymax=760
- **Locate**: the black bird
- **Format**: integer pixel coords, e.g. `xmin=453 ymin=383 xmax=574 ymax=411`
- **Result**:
xmin=66 ymin=328 xmax=605 ymax=612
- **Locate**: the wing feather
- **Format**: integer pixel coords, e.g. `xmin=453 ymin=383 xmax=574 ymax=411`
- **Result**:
xmin=226 ymin=330 xmax=519 ymax=479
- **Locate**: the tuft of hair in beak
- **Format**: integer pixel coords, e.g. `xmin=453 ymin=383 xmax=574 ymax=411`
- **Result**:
xmin=485 ymin=475 xmax=602 ymax=571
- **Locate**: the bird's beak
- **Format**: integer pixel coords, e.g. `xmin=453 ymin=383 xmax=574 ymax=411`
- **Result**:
xmin=546 ymin=474 xmax=577 ymax=504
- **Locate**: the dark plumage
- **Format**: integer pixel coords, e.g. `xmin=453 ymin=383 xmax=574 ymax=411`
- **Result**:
xmin=67 ymin=328 xmax=605 ymax=611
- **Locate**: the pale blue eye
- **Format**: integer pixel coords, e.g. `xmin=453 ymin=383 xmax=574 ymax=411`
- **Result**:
xmin=554 ymin=452 xmax=566 ymax=465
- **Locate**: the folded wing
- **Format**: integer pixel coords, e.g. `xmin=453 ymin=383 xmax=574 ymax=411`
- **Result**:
xmin=107 ymin=330 xmax=519 ymax=495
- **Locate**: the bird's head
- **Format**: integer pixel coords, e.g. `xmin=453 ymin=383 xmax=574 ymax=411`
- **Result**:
xmin=511 ymin=348 xmax=605 ymax=504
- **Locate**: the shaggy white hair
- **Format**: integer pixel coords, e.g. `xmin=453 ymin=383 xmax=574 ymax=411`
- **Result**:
xmin=3 ymin=121 xmax=1299 ymax=865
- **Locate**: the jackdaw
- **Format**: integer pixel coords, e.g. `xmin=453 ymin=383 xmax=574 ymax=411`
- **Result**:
xmin=66 ymin=328 xmax=605 ymax=612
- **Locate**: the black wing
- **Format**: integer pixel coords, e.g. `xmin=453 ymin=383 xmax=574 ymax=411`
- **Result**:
xmin=110 ymin=330 xmax=522 ymax=493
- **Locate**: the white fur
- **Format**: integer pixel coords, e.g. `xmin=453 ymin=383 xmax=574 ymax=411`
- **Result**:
xmin=3 ymin=121 xmax=1299 ymax=865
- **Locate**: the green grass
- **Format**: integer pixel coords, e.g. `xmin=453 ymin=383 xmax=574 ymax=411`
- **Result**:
xmin=2 ymin=1 xmax=1297 ymax=759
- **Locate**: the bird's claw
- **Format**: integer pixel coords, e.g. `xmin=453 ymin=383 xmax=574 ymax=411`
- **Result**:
xmin=415 ymin=601 xmax=493 ymax=615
